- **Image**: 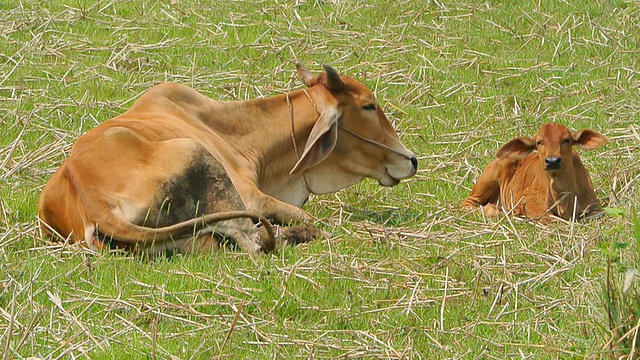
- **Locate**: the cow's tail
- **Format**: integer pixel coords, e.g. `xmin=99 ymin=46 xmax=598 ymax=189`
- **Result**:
xmin=84 ymin=208 xmax=275 ymax=254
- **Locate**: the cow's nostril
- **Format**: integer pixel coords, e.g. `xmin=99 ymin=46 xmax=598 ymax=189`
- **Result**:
xmin=545 ymin=157 xmax=562 ymax=169
xmin=410 ymin=156 xmax=418 ymax=172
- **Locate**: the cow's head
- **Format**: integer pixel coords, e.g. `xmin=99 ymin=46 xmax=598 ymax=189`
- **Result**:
xmin=290 ymin=64 xmax=418 ymax=194
xmin=496 ymin=122 xmax=607 ymax=174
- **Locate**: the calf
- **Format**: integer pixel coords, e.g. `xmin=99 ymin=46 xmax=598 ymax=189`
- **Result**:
xmin=460 ymin=123 xmax=607 ymax=221
xmin=38 ymin=64 xmax=418 ymax=256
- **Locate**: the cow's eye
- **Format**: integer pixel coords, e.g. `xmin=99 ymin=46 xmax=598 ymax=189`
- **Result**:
xmin=536 ymin=140 xmax=542 ymax=147
xmin=562 ymin=138 xmax=571 ymax=144
xmin=362 ymin=104 xmax=376 ymax=111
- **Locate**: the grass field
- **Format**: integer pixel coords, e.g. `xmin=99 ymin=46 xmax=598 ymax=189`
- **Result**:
xmin=1 ymin=0 xmax=640 ymax=358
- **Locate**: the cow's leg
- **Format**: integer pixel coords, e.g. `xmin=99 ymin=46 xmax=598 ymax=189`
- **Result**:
xmin=235 ymin=183 xmax=311 ymax=224
xmin=174 ymin=218 xmax=273 ymax=255
xmin=460 ymin=158 xmax=502 ymax=213
xmin=123 ymin=211 xmax=275 ymax=257
xmin=519 ymin=199 xmax=556 ymax=222
xmin=245 ymin=193 xmax=330 ymax=244
xmin=481 ymin=203 xmax=501 ymax=218
xmin=279 ymin=226 xmax=329 ymax=245
xmin=230 ymin=181 xmax=332 ymax=244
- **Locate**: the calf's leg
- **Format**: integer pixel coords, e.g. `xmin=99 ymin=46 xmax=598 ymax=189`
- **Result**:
xmin=461 ymin=158 xmax=503 ymax=214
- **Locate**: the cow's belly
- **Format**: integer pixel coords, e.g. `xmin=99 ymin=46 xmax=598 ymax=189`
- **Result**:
xmin=80 ymin=127 xmax=247 ymax=228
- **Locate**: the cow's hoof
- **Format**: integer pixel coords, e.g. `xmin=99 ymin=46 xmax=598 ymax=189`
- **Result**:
xmin=280 ymin=226 xmax=329 ymax=245
xmin=481 ymin=204 xmax=500 ymax=218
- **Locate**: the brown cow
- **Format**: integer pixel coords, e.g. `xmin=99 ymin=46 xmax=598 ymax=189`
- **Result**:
xmin=460 ymin=123 xmax=607 ymax=221
xmin=38 ymin=64 xmax=418 ymax=256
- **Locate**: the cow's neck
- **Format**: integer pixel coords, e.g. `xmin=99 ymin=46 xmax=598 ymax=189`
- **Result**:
xmin=547 ymin=167 xmax=579 ymax=219
xmin=204 ymin=89 xmax=322 ymax=207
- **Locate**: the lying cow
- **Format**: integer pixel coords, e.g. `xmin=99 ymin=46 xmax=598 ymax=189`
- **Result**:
xmin=38 ymin=64 xmax=418 ymax=256
xmin=460 ymin=123 xmax=607 ymax=221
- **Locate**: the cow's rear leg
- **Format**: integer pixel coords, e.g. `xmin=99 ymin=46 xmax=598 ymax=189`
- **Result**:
xmin=461 ymin=159 xmax=502 ymax=214
xmin=478 ymin=203 xmax=500 ymax=218
xmin=279 ymin=226 xmax=329 ymax=245
xmin=171 ymin=218 xmax=274 ymax=256
xmin=204 ymin=218 xmax=275 ymax=255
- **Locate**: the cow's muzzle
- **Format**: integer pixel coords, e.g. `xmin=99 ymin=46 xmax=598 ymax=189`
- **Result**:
xmin=382 ymin=154 xmax=418 ymax=187
xmin=544 ymin=157 xmax=562 ymax=170
xmin=410 ymin=156 xmax=418 ymax=172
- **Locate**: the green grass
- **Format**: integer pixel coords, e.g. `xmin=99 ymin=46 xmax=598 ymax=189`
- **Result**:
xmin=2 ymin=0 xmax=640 ymax=358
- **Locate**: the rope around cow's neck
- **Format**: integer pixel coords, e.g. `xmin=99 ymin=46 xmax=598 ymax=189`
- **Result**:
xmin=286 ymin=92 xmax=313 ymax=194
xmin=336 ymin=125 xmax=412 ymax=158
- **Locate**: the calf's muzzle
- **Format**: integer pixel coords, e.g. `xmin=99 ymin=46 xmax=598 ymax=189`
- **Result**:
xmin=544 ymin=157 xmax=562 ymax=170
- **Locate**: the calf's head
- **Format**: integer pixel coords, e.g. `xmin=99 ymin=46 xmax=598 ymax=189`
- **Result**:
xmin=496 ymin=122 xmax=607 ymax=175
xmin=290 ymin=64 xmax=418 ymax=194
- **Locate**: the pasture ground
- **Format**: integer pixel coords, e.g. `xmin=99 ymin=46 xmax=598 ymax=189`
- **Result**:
xmin=1 ymin=0 xmax=640 ymax=358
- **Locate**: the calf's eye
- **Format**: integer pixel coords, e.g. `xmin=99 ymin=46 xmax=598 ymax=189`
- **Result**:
xmin=362 ymin=104 xmax=376 ymax=111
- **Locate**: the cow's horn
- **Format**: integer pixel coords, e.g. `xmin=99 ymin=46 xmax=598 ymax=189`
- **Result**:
xmin=296 ymin=63 xmax=314 ymax=87
xmin=322 ymin=64 xmax=344 ymax=92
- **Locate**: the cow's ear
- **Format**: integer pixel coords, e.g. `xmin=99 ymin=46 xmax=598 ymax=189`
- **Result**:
xmin=296 ymin=63 xmax=315 ymax=87
xmin=322 ymin=64 xmax=345 ymax=92
xmin=572 ymin=129 xmax=608 ymax=150
xmin=496 ymin=137 xmax=536 ymax=159
xmin=290 ymin=108 xmax=340 ymax=175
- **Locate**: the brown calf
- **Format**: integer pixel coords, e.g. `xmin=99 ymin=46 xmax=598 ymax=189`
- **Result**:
xmin=460 ymin=123 xmax=607 ymax=221
xmin=38 ymin=64 xmax=418 ymax=256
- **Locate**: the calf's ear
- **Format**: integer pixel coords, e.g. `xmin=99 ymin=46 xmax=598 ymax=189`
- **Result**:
xmin=572 ymin=129 xmax=608 ymax=150
xmin=496 ymin=137 xmax=536 ymax=159
xmin=290 ymin=108 xmax=341 ymax=175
